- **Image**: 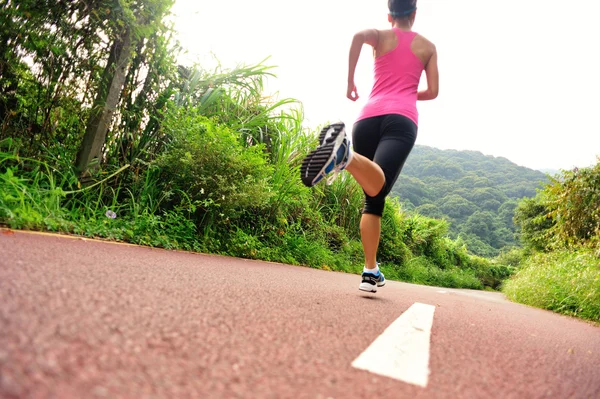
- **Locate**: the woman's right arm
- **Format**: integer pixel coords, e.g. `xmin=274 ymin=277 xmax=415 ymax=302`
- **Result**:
xmin=418 ymin=44 xmax=439 ymax=101
xmin=347 ymin=29 xmax=379 ymax=101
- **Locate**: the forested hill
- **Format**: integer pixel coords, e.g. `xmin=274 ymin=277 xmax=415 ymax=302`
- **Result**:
xmin=391 ymin=145 xmax=550 ymax=257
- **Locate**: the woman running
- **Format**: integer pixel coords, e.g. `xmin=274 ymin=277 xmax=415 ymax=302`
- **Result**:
xmin=300 ymin=0 xmax=439 ymax=292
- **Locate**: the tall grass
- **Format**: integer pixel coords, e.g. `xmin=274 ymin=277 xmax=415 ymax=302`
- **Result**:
xmin=0 ymin=146 xmax=201 ymax=251
xmin=393 ymin=256 xmax=483 ymax=290
xmin=503 ymin=250 xmax=600 ymax=322
xmin=0 ymin=146 xmax=72 ymax=230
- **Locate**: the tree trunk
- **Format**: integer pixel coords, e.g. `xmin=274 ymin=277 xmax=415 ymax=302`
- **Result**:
xmin=75 ymin=26 xmax=133 ymax=176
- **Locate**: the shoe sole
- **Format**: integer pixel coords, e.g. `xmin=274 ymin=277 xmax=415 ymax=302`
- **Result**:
xmin=300 ymin=126 xmax=346 ymax=187
xmin=318 ymin=123 xmax=345 ymax=146
xmin=359 ymin=279 xmax=385 ymax=292
xmin=359 ymin=282 xmax=377 ymax=293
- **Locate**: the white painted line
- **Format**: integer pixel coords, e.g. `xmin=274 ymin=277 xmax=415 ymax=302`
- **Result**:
xmin=437 ymin=290 xmax=448 ymax=294
xmin=351 ymin=302 xmax=436 ymax=388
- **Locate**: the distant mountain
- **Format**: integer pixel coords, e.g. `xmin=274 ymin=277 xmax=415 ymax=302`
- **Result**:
xmin=391 ymin=145 xmax=549 ymax=257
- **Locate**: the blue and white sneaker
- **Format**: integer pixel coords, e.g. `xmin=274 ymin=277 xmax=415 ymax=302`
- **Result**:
xmin=359 ymin=269 xmax=386 ymax=293
xmin=300 ymin=123 xmax=351 ymax=187
xmin=318 ymin=122 xmax=345 ymax=146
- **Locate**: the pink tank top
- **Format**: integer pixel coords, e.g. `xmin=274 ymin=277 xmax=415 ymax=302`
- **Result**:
xmin=356 ymin=28 xmax=424 ymax=126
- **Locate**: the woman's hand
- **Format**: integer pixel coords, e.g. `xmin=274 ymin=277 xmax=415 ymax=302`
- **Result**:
xmin=347 ymin=82 xmax=359 ymax=101
xmin=347 ymin=29 xmax=378 ymax=102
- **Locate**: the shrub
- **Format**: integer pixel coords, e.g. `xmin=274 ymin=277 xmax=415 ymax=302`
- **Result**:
xmin=156 ymin=109 xmax=274 ymax=226
xmin=546 ymin=161 xmax=600 ymax=247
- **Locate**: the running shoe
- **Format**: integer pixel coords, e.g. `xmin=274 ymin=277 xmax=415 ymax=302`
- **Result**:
xmin=300 ymin=123 xmax=351 ymax=187
xmin=359 ymin=270 xmax=386 ymax=293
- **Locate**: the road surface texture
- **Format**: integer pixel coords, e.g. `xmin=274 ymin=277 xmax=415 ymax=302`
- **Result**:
xmin=1 ymin=229 xmax=599 ymax=399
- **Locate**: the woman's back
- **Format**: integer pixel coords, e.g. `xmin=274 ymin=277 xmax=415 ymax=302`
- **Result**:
xmin=374 ymin=28 xmax=435 ymax=65
xmin=357 ymin=28 xmax=435 ymax=126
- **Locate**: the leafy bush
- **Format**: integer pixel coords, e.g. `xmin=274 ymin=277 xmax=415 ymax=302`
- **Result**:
xmin=494 ymin=247 xmax=527 ymax=269
xmin=315 ymin=174 xmax=364 ymax=241
xmin=467 ymin=255 xmax=512 ymax=290
xmin=546 ymin=162 xmax=600 ymax=248
xmin=156 ymin=109 xmax=274 ymax=225
xmin=514 ymin=159 xmax=600 ymax=253
xmin=514 ymin=196 xmax=555 ymax=251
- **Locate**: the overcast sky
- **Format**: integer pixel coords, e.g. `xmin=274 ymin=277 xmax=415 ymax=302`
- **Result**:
xmin=170 ymin=0 xmax=600 ymax=172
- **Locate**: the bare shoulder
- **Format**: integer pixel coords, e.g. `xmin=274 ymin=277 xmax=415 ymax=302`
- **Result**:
xmin=377 ymin=28 xmax=397 ymax=43
xmin=411 ymin=33 xmax=437 ymax=64
xmin=414 ymin=33 xmax=436 ymax=53
xmin=375 ymin=29 xmax=400 ymax=57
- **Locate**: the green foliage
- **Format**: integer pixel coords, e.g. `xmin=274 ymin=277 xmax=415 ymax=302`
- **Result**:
xmin=155 ymin=109 xmax=274 ymax=223
xmin=375 ymin=198 xmax=411 ymax=266
xmin=459 ymin=234 xmax=499 ymax=258
xmin=513 ymin=196 xmax=554 ymax=251
xmin=503 ymin=250 xmax=600 ymax=322
xmin=546 ymin=163 xmax=600 ymax=248
xmin=1 ymin=0 xmax=179 ymax=173
xmin=469 ymin=255 xmax=514 ymax=290
xmin=0 ymin=149 xmax=71 ymax=230
xmin=514 ymin=159 xmax=600 ymax=253
xmin=316 ymin=175 xmax=365 ymax=241
xmin=438 ymin=194 xmax=477 ymax=219
xmin=372 ymin=199 xmax=506 ymax=289
xmin=415 ymin=203 xmax=445 ymax=219
xmin=392 ymin=146 xmax=549 ymax=257
xmin=394 ymin=256 xmax=483 ymax=290
xmin=494 ymin=247 xmax=527 ymax=269
xmin=505 ymin=159 xmax=600 ymax=322
xmin=402 ymin=214 xmax=449 ymax=260
xmin=0 ymin=147 xmax=202 ymax=251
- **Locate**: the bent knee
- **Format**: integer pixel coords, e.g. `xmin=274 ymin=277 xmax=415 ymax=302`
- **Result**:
xmin=363 ymin=199 xmax=385 ymax=217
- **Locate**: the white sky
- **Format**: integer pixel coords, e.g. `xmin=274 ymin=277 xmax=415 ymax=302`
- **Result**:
xmin=170 ymin=0 xmax=600 ymax=172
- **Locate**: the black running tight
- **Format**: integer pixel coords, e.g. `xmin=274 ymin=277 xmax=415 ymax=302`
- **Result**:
xmin=352 ymin=114 xmax=418 ymax=216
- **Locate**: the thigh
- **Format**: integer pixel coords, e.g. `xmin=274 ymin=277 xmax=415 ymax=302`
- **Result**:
xmin=373 ymin=114 xmax=418 ymax=190
xmin=351 ymin=116 xmax=382 ymax=161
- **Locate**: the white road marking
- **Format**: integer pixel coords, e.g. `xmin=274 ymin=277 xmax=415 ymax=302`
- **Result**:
xmin=351 ymin=302 xmax=436 ymax=388
xmin=437 ymin=290 xmax=448 ymax=294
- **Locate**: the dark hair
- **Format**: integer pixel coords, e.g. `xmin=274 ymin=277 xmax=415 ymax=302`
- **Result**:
xmin=388 ymin=0 xmax=417 ymax=19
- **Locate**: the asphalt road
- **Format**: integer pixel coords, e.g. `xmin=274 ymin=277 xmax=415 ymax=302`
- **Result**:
xmin=1 ymin=229 xmax=599 ymax=399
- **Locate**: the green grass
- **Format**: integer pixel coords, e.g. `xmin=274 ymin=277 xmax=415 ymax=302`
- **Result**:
xmin=502 ymin=249 xmax=600 ymax=322
xmin=0 ymin=150 xmax=201 ymax=251
xmin=386 ymin=255 xmax=484 ymax=290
